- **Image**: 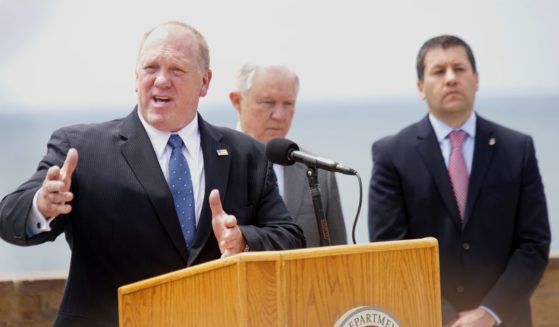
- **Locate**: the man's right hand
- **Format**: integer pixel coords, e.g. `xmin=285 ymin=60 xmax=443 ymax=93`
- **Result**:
xmin=37 ymin=148 xmax=79 ymax=218
xmin=209 ymin=189 xmax=246 ymax=258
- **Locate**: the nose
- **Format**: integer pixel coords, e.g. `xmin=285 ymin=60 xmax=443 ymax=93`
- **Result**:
xmin=445 ymin=68 xmax=457 ymax=85
xmin=271 ymin=105 xmax=288 ymax=120
xmin=154 ymin=71 xmax=171 ymax=88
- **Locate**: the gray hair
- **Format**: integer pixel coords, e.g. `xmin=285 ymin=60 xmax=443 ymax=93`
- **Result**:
xmin=235 ymin=64 xmax=299 ymax=95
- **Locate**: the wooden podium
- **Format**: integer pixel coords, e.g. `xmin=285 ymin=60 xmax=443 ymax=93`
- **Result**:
xmin=118 ymin=237 xmax=441 ymax=326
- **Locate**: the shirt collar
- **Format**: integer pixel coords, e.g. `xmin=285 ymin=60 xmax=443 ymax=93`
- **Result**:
xmin=429 ymin=111 xmax=477 ymax=142
xmin=137 ymin=111 xmax=200 ymax=159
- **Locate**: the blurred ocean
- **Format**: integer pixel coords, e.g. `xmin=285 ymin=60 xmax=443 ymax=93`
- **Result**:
xmin=1 ymin=95 xmax=557 ymax=275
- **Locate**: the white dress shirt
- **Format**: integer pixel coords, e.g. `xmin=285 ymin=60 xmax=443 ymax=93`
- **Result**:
xmin=428 ymin=112 xmax=476 ymax=173
xmin=138 ymin=112 xmax=205 ymax=225
xmin=273 ymin=164 xmax=285 ymax=198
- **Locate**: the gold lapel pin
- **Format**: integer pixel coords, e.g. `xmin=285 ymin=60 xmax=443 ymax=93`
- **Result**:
xmin=488 ymin=137 xmax=496 ymax=146
xmin=216 ymin=149 xmax=229 ymax=156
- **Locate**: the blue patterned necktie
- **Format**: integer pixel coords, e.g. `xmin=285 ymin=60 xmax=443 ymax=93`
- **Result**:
xmin=167 ymin=134 xmax=196 ymax=252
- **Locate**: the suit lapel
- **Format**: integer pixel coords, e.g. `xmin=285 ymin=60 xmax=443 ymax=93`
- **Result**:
xmin=415 ymin=116 xmax=462 ymax=228
xmin=118 ymin=108 xmax=188 ymax=263
xmin=462 ymin=116 xmax=495 ymax=226
xmin=283 ymin=163 xmax=307 ymax=218
xmin=187 ymin=115 xmax=231 ymax=266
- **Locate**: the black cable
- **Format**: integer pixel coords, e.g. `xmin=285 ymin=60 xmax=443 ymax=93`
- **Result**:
xmin=351 ymin=172 xmax=363 ymax=244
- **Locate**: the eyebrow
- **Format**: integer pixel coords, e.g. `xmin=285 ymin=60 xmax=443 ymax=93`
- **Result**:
xmin=429 ymin=61 xmax=468 ymax=70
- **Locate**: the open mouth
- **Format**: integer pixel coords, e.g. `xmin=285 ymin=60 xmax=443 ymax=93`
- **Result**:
xmin=153 ymin=96 xmax=172 ymax=103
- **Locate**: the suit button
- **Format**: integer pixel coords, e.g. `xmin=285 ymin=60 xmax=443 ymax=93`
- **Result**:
xmin=456 ymin=285 xmax=464 ymax=293
xmin=462 ymin=242 xmax=470 ymax=250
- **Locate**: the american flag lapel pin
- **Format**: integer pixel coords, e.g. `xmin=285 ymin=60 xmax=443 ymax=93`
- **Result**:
xmin=216 ymin=149 xmax=229 ymax=156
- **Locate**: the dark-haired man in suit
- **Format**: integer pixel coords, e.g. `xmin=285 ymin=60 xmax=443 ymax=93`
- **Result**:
xmin=368 ymin=35 xmax=550 ymax=327
xmin=0 ymin=22 xmax=304 ymax=327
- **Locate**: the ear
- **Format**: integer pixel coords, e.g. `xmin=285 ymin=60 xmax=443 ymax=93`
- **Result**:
xmin=199 ymin=69 xmax=213 ymax=97
xmin=134 ymin=69 xmax=139 ymax=92
xmin=229 ymin=91 xmax=242 ymax=113
xmin=474 ymin=71 xmax=479 ymax=92
xmin=417 ymin=80 xmax=426 ymax=100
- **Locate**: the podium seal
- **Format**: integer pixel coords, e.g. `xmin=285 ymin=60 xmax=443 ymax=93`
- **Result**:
xmin=334 ymin=306 xmax=402 ymax=327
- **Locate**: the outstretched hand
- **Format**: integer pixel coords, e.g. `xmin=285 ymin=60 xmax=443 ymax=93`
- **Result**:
xmin=37 ymin=148 xmax=78 ymax=218
xmin=209 ymin=189 xmax=246 ymax=258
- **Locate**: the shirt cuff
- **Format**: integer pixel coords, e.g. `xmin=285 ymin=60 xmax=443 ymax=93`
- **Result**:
xmin=26 ymin=190 xmax=54 ymax=237
xmin=479 ymin=305 xmax=502 ymax=326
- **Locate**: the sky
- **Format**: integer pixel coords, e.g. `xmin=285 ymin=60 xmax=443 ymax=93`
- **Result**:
xmin=0 ymin=0 xmax=558 ymax=112
xmin=1 ymin=1 xmax=559 ymax=274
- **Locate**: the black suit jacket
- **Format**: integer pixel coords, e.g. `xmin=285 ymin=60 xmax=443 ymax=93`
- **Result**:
xmin=0 ymin=108 xmax=305 ymax=326
xmin=368 ymin=114 xmax=550 ymax=326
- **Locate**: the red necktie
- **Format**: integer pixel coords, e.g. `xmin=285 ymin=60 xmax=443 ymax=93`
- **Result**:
xmin=448 ymin=130 xmax=468 ymax=220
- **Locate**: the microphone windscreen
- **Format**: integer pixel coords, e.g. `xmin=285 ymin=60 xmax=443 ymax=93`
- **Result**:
xmin=266 ymin=138 xmax=299 ymax=166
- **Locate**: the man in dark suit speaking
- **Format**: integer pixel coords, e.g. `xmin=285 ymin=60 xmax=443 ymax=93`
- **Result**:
xmin=0 ymin=22 xmax=305 ymax=327
xmin=368 ymin=35 xmax=550 ymax=326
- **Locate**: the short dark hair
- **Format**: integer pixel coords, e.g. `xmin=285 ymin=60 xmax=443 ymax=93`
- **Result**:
xmin=416 ymin=35 xmax=476 ymax=80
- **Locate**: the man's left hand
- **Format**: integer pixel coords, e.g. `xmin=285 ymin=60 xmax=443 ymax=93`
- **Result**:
xmin=209 ymin=189 xmax=246 ymax=258
xmin=449 ymin=307 xmax=496 ymax=327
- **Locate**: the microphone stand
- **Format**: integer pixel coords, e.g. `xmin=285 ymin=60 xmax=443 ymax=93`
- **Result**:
xmin=305 ymin=167 xmax=331 ymax=246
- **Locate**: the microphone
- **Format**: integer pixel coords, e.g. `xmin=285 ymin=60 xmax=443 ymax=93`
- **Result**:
xmin=266 ymin=138 xmax=357 ymax=175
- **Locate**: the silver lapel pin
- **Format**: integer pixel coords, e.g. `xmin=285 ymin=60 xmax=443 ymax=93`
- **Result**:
xmin=216 ymin=149 xmax=229 ymax=156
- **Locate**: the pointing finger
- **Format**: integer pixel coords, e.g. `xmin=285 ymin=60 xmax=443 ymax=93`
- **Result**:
xmin=61 ymin=148 xmax=79 ymax=182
